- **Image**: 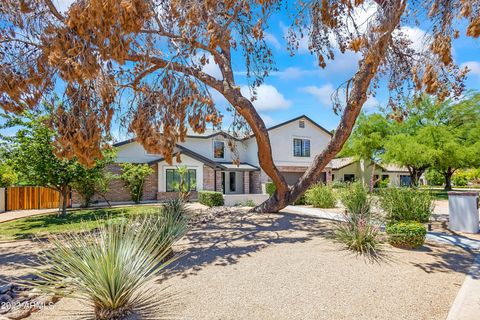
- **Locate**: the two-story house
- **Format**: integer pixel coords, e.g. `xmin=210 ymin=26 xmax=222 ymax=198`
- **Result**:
xmin=84 ymin=115 xmax=333 ymax=204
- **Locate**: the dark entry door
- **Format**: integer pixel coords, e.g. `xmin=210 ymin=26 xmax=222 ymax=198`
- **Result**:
xmin=221 ymin=172 xmax=226 ymax=194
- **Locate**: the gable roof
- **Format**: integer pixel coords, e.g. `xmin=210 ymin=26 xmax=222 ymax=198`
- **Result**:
xmin=328 ymin=157 xmax=357 ymax=170
xmin=265 ymin=115 xmax=333 ymax=137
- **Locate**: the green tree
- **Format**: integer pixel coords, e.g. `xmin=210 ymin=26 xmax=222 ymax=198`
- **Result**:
xmin=1 ymin=110 xmax=105 ymax=216
xmin=340 ymin=113 xmax=391 ymax=191
xmin=119 ymin=163 xmax=154 ymax=204
xmin=71 ymin=151 xmax=116 ymax=207
xmin=0 ymin=163 xmax=18 ymax=187
xmin=383 ymin=133 xmax=435 ymax=187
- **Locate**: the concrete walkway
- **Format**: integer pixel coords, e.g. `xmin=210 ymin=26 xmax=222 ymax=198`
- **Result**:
xmin=283 ymin=205 xmax=480 ymax=320
xmin=0 ymin=208 xmax=59 ymax=223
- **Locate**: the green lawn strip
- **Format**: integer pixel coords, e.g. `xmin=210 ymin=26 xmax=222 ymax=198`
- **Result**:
xmin=0 ymin=205 xmax=163 ymax=241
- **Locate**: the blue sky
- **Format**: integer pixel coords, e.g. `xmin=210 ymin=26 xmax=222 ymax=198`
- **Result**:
xmin=4 ymin=1 xmax=479 ymax=139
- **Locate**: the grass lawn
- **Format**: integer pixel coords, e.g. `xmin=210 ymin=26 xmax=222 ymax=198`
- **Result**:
xmin=0 ymin=205 xmax=163 ymax=241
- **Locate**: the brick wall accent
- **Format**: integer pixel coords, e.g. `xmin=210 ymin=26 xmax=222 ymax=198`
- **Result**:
xmin=243 ymin=171 xmax=250 ymax=194
xmin=215 ymin=171 xmax=223 ymax=193
xmin=203 ymin=165 xmax=215 ymax=191
xmin=250 ymin=171 xmax=262 ymax=194
xmin=72 ymin=163 xmax=158 ymax=205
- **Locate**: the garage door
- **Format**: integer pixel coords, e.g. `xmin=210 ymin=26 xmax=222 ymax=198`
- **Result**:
xmin=281 ymin=172 xmax=327 ymax=186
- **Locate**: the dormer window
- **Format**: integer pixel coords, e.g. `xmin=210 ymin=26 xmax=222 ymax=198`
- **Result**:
xmin=213 ymin=140 xmax=225 ymax=158
xmin=299 ymin=119 xmax=305 ymax=128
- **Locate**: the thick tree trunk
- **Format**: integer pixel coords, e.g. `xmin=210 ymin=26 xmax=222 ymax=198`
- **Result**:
xmin=444 ymin=167 xmax=454 ymax=191
xmin=252 ymin=0 xmax=407 ymax=213
xmin=59 ymin=185 xmax=69 ymax=217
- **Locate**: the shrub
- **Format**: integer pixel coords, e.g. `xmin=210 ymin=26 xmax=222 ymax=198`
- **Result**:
xmin=425 ymin=169 xmax=444 ymax=186
xmin=305 ymin=184 xmax=336 ymax=208
xmin=234 ymin=199 xmax=255 ymax=207
xmin=265 ymin=182 xmax=276 ymax=196
xmin=379 ymin=188 xmax=434 ymax=223
xmin=32 ymin=216 xmax=182 ymax=319
xmin=120 ymin=163 xmax=154 ymax=203
xmin=331 ymin=181 xmax=348 ymax=189
xmin=334 ymin=214 xmax=382 ymax=259
xmin=340 ymin=182 xmax=370 ymax=216
xmin=452 ymin=171 xmax=469 ymax=187
xmin=293 ymin=195 xmax=306 ymax=205
xmin=386 ymin=221 xmax=426 ymax=249
xmin=198 ymin=191 xmax=224 ymax=207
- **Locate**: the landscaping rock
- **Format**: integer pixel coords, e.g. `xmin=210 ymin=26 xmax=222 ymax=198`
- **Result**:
xmin=0 ymin=294 xmax=12 ymax=304
xmin=0 ymin=285 xmax=12 ymax=295
xmin=5 ymin=309 xmax=31 ymax=320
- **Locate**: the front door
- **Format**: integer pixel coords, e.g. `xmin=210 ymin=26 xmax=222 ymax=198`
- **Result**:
xmin=221 ymin=172 xmax=226 ymax=194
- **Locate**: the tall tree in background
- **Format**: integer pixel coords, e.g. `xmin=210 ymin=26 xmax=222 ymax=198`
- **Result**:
xmin=0 ymin=0 xmax=477 ymax=212
xmin=339 ymin=113 xmax=391 ymax=191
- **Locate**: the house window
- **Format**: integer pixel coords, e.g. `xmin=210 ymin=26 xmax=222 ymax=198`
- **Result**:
xmin=293 ymin=138 xmax=310 ymax=157
xmin=332 ymin=174 xmax=335 ymax=181
xmin=299 ymin=120 xmax=305 ymax=128
xmin=213 ymin=141 xmax=225 ymax=158
xmin=229 ymin=172 xmax=236 ymax=192
xmin=166 ymin=169 xmax=197 ymax=192
xmin=400 ymin=175 xmax=411 ymax=187
xmin=344 ymin=174 xmax=355 ymax=182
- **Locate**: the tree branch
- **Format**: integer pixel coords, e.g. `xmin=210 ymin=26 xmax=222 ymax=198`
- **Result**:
xmin=43 ymin=0 xmax=65 ymax=22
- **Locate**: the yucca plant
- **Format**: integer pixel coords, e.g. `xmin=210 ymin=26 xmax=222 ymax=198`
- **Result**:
xmin=32 ymin=215 xmax=186 ymax=319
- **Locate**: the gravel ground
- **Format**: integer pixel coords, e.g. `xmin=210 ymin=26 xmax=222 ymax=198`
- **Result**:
xmin=1 ymin=210 xmax=474 ymax=320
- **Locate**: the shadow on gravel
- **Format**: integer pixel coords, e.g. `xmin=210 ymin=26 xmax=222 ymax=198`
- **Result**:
xmin=410 ymin=241 xmax=477 ymax=278
xmin=159 ymin=211 xmax=333 ymax=281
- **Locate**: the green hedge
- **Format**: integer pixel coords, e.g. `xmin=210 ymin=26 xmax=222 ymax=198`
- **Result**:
xmin=386 ymin=221 xmax=426 ymax=249
xmin=265 ymin=182 xmax=276 ymax=196
xmin=198 ymin=191 xmax=224 ymax=207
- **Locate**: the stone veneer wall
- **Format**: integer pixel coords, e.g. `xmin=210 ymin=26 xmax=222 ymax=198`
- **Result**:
xmin=203 ymin=165 xmax=215 ymax=191
xmin=249 ymin=171 xmax=262 ymax=194
xmin=72 ymin=163 xmax=158 ymax=205
xmin=243 ymin=171 xmax=250 ymax=194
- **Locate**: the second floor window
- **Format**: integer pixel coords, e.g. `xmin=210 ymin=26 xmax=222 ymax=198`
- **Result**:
xmin=293 ymin=138 xmax=310 ymax=157
xmin=213 ymin=141 xmax=225 ymax=158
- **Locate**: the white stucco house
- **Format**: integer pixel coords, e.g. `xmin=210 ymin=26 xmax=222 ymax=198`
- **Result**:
xmin=77 ymin=115 xmax=411 ymax=204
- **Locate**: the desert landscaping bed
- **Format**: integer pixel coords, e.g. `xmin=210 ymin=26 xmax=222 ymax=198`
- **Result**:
xmin=0 ymin=209 xmax=474 ymax=320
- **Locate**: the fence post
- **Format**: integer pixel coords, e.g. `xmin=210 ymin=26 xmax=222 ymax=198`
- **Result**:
xmin=0 ymin=188 xmax=5 ymax=213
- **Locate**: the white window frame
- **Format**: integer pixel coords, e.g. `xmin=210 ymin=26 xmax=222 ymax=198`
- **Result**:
xmin=292 ymin=137 xmax=311 ymax=158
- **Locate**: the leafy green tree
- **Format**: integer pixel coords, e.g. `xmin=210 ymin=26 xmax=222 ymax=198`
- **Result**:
xmin=340 ymin=113 xmax=391 ymax=191
xmin=71 ymin=152 xmax=116 ymax=207
xmin=1 ymin=110 xmax=106 ymax=216
xmin=119 ymin=163 xmax=154 ymax=204
xmin=0 ymin=163 xmax=18 ymax=187
xmin=383 ymin=133 xmax=435 ymax=187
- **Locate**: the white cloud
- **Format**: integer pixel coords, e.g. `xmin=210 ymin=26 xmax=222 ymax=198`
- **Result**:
xmin=240 ymin=84 xmax=292 ymax=111
xmin=363 ymin=96 xmax=380 ymax=111
xmin=272 ymin=67 xmax=319 ymax=80
xmin=194 ymin=54 xmax=223 ymax=80
xmin=265 ymin=32 xmax=281 ymax=50
xmin=396 ymin=26 xmax=430 ymax=53
xmin=260 ymin=114 xmax=275 ymax=126
xmin=301 ymin=84 xmax=381 ymax=110
xmin=461 ymin=61 xmax=480 ymax=80
xmin=54 ymin=0 xmax=75 ymax=13
xmin=300 ymin=84 xmax=335 ymax=107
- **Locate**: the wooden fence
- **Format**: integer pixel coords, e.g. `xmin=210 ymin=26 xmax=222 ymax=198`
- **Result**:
xmin=5 ymin=186 xmax=70 ymax=211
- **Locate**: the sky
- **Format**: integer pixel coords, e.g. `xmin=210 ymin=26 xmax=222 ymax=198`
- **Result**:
xmin=9 ymin=1 xmax=480 ymax=139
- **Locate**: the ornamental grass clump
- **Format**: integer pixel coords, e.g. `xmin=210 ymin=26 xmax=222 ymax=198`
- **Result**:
xmin=334 ymin=183 xmax=383 ymax=260
xmin=379 ymin=188 xmax=434 ymax=223
xmin=32 ymin=214 xmax=186 ymax=320
xmin=305 ymin=184 xmax=336 ymax=208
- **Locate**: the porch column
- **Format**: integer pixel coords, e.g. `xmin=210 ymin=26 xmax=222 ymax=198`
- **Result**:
xmin=243 ymin=171 xmax=250 ymax=194
xmin=326 ymin=169 xmax=332 ymax=183
xmin=215 ymin=171 xmax=223 ymax=193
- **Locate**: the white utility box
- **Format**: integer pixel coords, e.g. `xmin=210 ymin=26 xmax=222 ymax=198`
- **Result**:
xmin=448 ymin=191 xmax=479 ymax=233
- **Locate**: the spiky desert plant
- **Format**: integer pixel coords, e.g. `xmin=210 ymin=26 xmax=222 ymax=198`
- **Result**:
xmin=32 ymin=216 xmax=184 ymax=319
